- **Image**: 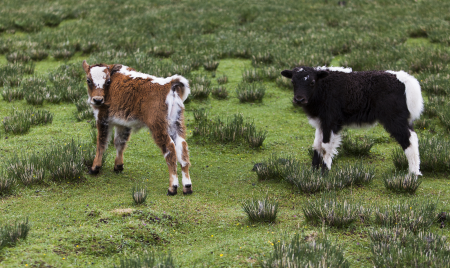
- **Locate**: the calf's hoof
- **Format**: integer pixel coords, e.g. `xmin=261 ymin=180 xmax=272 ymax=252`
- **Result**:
xmin=89 ymin=166 xmax=101 ymax=175
xmin=167 ymin=186 xmax=178 ymax=196
xmin=114 ymin=164 xmax=124 ymax=173
xmin=183 ymin=184 xmax=193 ymax=195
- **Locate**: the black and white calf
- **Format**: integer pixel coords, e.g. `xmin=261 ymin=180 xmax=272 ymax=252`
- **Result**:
xmin=281 ymin=66 xmax=423 ymax=175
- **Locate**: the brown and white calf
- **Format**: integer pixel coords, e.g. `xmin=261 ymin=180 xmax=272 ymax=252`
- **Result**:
xmin=82 ymin=60 xmax=192 ymax=195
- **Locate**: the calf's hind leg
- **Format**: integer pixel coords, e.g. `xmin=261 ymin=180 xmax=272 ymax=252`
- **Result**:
xmin=113 ymin=126 xmax=131 ymax=173
xmin=149 ymin=123 xmax=180 ymax=195
xmin=384 ymin=123 xmax=421 ymax=175
xmin=174 ymin=135 xmax=192 ymax=194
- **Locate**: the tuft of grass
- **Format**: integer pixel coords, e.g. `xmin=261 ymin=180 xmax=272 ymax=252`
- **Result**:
xmin=74 ymin=98 xmax=93 ymax=121
xmin=370 ymin=228 xmax=450 ymax=268
xmin=236 ymin=82 xmax=266 ymax=102
xmin=275 ymin=76 xmax=292 ymax=89
xmin=216 ymin=74 xmax=228 ymax=84
xmin=116 ymin=252 xmax=176 ymax=268
xmin=0 ymin=218 xmax=30 ymax=250
xmin=373 ymin=199 xmax=437 ymax=233
xmin=203 ymin=59 xmax=219 ymax=71
xmin=341 ymin=132 xmax=375 ymax=157
xmin=254 ymin=154 xmax=296 ymax=181
xmin=2 ymin=74 xmax=22 ymax=87
xmin=383 ymin=171 xmax=421 ymax=194
xmin=25 ymin=93 xmax=45 ymax=105
xmin=286 ymin=162 xmax=375 ymax=194
xmin=414 ymin=118 xmax=432 ymax=130
xmin=42 ymin=140 xmax=91 ymax=182
xmin=52 ymin=49 xmax=74 ymax=60
xmin=192 ymin=108 xmax=208 ymax=122
xmin=191 ymin=75 xmax=211 ymax=88
xmin=3 ymin=108 xmax=53 ymax=135
xmin=260 ymin=234 xmax=349 ymax=268
xmin=132 ymin=183 xmax=148 ymax=205
xmin=242 ymin=68 xmax=262 ymax=83
xmin=1 ymin=86 xmax=24 ymax=102
xmin=242 ymin=197 xmax=278 ymax=223
xmin=251 ymin=52 xmax=273 ymax=67
xmin=28 ymin=49 xmax=48 ymax=61
xmin=260 ymin=66 xmax=279 ymax=80
xmin=192 ymin=112 xmax=267 ymax=148
xmin=0 ymin=169 xmax=15 ymax=196
xmin=6 ymin=51 xmax=31 ymax=63
xmin=6 ymin=140 xmax=103 ymax=184
xmin=149 ymin=46 xmax=174 ymax=58
xmin=6 ymin=155 xmax=45 ymax=186
xmin=302 ymin=192 xmax=371 ymax=228
xmin=421 ymin=73 xmax=450 ymax=95
xmin=211 ymin=86 xmax=228 ymax=99
xmin=190 ymin=85 xmax=211 ymax=99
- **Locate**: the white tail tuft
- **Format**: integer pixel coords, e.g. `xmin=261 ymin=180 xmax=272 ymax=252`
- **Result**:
xmin=386 ymin=70 xmax=423 ymax=124
xmin=171 ymin=75 xmax=190 ymax=102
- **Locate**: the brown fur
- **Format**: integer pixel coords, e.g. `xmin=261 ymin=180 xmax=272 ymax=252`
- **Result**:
xmin=82 ymin=60 xmax=192 ymax=195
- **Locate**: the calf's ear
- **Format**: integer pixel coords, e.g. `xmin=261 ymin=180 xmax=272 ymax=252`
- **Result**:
xmin=110 ymin=64 xmax=123 ymax=76
xmin=281 ymin=70 xmax=293 ymax=78
xmin=82 ymin=60 xmax=90 ymax=74
xmin=316 ymin=70 xmax=329 ymax=80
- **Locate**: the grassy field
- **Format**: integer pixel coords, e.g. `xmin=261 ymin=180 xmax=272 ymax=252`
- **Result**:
xmin=1 ymin=0 xmax=450 ymax=267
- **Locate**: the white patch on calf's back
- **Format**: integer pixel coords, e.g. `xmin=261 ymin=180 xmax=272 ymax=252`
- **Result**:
xmin=90 ymin=67 xmax=107 ymax=88
xmin=315 ymin=66 xmax=353 ymax=73
xmin=386 ymin=70 xmax=423 ymax=124
xmin=118 ymin=66 xmax=153 ymax=80
xmin=118 ymin=66 xmax=190 ymax=102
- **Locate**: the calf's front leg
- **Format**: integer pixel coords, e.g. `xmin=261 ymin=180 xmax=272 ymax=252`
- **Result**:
xmin=320 ymin=128 xmax=341 ymax=171
xmin=90 ymin=118 xmax=111 ymax=175
xmin=114 ymin=126 xmax=131 ymax=173
xmin=312 ymin=127 xmax=325 ymax=169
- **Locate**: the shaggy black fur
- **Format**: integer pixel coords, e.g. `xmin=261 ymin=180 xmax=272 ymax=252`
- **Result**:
xmin=282 ymin=66 xmax=414 ymax=167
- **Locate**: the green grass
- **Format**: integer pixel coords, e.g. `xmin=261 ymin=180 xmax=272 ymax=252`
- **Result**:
xmin=1 ymin=0 xmax=450 ymax=267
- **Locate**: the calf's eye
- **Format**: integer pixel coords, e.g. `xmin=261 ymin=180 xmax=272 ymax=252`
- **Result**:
xmin=105 ymin=80 xmax=111 ymax=86
xmin=87 ymin=79 xmax=92 ymax=84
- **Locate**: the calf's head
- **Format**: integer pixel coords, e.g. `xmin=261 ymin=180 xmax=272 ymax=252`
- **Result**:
xmin=281 ymin=67 xmax=328 ymax=105
xmin=82 ymin=60 xmax=122 ymax=107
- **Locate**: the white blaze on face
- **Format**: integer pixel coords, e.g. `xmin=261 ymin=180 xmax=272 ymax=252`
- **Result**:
xmin=90 ymin=67 xmax=107 ymax=88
